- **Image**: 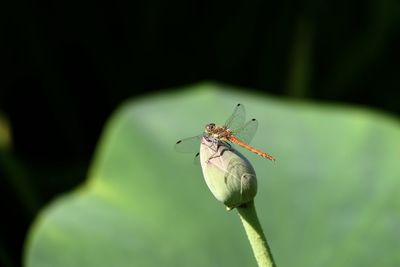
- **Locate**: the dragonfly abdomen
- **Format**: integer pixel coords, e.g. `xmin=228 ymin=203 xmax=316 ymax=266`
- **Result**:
xmin=229 ymin=136 xmax=275 ymax=161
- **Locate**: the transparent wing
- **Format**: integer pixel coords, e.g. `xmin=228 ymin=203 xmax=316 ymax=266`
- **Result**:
xmin=224 ymin=103 xmax=246 ymax=131
xmin=232 ymin=118 xmax=258 ymax=144
xmin=193 ymin=152 xmax=201 ymax=165
xmin=174 ymin=134 xmax=203 ymax=153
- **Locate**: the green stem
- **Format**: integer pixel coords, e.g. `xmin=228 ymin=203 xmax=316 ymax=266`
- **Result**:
xmin=237 ymin=201 xmax=276 ymax=267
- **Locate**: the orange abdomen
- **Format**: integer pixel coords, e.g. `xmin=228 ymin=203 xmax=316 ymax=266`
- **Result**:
xmin=229 ymin=136 xmax=275 ymax=161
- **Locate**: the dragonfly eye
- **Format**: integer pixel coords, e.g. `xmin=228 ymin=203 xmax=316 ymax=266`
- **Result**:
xmin=205 ymin=123 xmax=215 ymax=132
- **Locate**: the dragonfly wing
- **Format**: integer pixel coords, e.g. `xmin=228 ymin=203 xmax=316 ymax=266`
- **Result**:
xmin=193 ymin=152 xmax=201 ymax=165
xmin=175 ymin=134 xmax=203 ymax=153
xmin=233 ymin=118 xmax=258 ymax=144
xmin=224 ymin=103 xmax=246 ymax=131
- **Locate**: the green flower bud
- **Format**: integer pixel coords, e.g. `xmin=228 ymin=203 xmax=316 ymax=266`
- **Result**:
xmin=200 ymin=137 xmax=257 ymax=210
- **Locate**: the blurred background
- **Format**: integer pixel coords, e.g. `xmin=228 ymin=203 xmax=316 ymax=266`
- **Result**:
xmin=1 ymin=0 xmax=399 ymax=266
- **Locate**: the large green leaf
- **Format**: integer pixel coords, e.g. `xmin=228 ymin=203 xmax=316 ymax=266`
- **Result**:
xmin=25 ymin=83 xmax=400 ymax=267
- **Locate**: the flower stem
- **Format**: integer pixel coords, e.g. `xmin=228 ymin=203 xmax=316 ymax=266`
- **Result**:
xmin=237 ymin=201 xmax=276 ymax=267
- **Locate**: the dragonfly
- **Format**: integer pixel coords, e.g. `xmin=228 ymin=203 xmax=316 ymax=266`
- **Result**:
xmin=175 ymin=103 xmax=275 ymax=162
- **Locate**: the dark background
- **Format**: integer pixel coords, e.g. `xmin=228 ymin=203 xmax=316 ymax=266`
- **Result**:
xmin=1 ymin=0 xmax=399 ymax=266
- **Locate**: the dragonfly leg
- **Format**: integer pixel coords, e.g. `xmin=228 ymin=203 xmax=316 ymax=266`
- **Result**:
xmin=201 ymin=136 xmax=220 ymax=163
xmin=206 ymin=141 xmax=231 ymax=163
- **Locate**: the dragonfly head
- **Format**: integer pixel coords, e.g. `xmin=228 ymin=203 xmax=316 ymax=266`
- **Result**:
xmin=204 ymin=123 xmax=216 ymax=134
xmin=204 ymin=123 xmax=217 ymax=136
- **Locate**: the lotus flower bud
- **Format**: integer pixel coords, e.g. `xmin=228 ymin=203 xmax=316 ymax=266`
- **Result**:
xmin=200 ymin=137 xmax=257 ymax=210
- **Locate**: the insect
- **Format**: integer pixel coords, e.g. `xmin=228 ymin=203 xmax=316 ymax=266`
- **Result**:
xmin=175 ymin=104 xmax=275 ymax=161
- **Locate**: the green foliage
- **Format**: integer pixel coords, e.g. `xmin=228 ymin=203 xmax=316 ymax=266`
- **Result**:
xmin=25 ymin=83 xmax=400 ymax=267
